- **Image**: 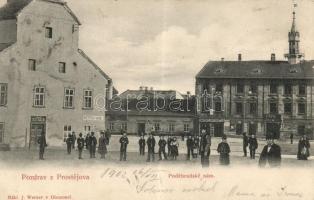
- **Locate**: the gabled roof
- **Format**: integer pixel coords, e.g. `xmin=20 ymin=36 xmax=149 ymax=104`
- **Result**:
xmin=0 ymin=0 xmax=81 ymax=25
xmin=196 ymin=60 xmax=314 ymax=80
xmin=78 ymin=49 xmax=112 ymax=81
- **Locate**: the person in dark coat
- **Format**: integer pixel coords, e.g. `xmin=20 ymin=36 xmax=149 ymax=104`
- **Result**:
xmin=72 ymin=132 xmax=76 ymax=149
xmin=217 ymin=135 xmax=230 ymax=166
xmin=119 ymin=132 xmax=129 ymax=161
xmin=89 ymin=132 xmax=97 ymax=158
xmin=171 ymin=137 xmax=179 ymax=160
xmin=147 ymin=134 xmax=156 ymax=162
xmin=290 ymin=133 xmax=294 ymax=144
xmin=105 ymin=129 xmax=111 ymax=145
xmin=38 ymin=132 xmax=47 ymax=160
xmin=139 ymin=135 xmax=146 ymax=156
xmin=98 ymin=132 xmax=108 ymax=159
xmin=248 ymin=134 xmax=258 ymax=159
xmin=200 ymin=130 xmax=211 ymax=167
xmin=167 ymin=136 xmax=172 ymax=157
xmin=158 ymin=136 xmax=167 ymax=160
xmin=186 ymin=135 xmax=194 ymax=160
xmin=66 ymin=133 xmax=72 ymax=154
xmin=297 ymin=135 xmax=310 ymax=160
xmin=85 ymin=133 xmax=90 ymax=150
xmin=242 ymin=132 xmax=248 ymax=157
xmin=77 ymin=133 xmax=84 ymax=159
xmin=259 ymin=136 xmax=281 ymax=168
xmin=193 ymin=136 xmax=199 ymax=158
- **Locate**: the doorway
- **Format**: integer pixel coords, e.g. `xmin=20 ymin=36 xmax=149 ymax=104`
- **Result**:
xmin=30 ymin=116 xmax=46 ymax=148
xmin=213 ymin=122 xmax=224 ymax=137
xmin=137 ymin=123 xmax=146 ymax=135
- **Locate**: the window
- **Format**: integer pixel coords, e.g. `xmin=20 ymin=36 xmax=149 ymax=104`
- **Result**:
xmin=0 ymin=83 xmax=7 ymax=106
xmin=249 ymin=102 xmax=257 ymax=115
xmin=270 ymin=83 xmax=277 ymax=94
xmin=249 ymin=84 xmax=257 ymax=94
xmin=236 ymin=122 xmax=243 ymax=135
xmin=269 ymin=102 xmax=278 ymax=114
xmin=215 ymin=101 xmax=222 ymax=112
xmin=84 ymin=125 xmax=91 ymax=133
xmin=45 ymin=27 xmax=52 ymax=38
xmin=63 ymin=125 xmax=71 ymax=142
xmin=184 ymin=124 xmax=190 ymax=132
xmin=284 ymin=103 xmax=292 ymax=114
xmin=109 ymin=123 xmax=115 ymax=131
xmin=28 ymin=59 xmax=36 ymax=71
xmin=169 ymin=123 xmax=175 ymax=132
xmin=284 ymin=84 xmax=292 ymax=95
xmin=236 ymin=83 xmax=244 ymax=94
xmin=298 ymin=103 xmax=306 ymax=115
xmin=299 ymin=84 xmax=306 ymax=96
xmin=121 ymin=122 xmax=127 ymax=131
xmin=33 ymin=86 xmax=45 ymax=107
xmin=83 ymin=90 xmax=93 ymax=109
xmin=59 ymin=62 xmax=66 ymax=73
xmin=154 ymin=123 xmax=160 ymax=132
xmin=0 ymin=122 xmax=4 ymax=143
xmin=64 ymin=88 xmax=75 ymax=108
xmin=236 ymin=102 xmax=243 ymax=114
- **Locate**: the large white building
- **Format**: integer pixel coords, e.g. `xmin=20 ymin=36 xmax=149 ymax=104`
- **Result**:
xmin=0 ymin=0 xmax=113 ymax=149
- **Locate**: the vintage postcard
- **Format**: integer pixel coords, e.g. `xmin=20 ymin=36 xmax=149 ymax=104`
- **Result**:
xmin=0 ymin=0 xmax=313 ymax=200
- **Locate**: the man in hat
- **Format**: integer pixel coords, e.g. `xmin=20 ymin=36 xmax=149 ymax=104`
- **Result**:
xmin=242 ymin=132 xmax=248 ymax=157
xmin=77 ymin=133 xmax=85 ymax=159
xmin=89 ymin=132 xmax=97 ymax=158
xmin=186 ymin=135 xmax=194 ymax=160
xmin=66 ymin=133 xmax=73 ymax=155
xmin=147 ymin=133 xmax=156 ymax=162
xmin=290 ymin=133 xmax=294 ymax=144
xmin=158 ymin=135 xmax=167 ymax=160
xmin=98 ymin=132 xmax=108 ymax=159
xmin=38 ymin=131 xmax=47 ymax=160
xmin=119 ymin=132 xmax=129 ymax=161
xmin=200 ymin=129 xmax=211 ymax=167
xmin=138 ymin=134 xmax=146 ymax=156
xmin=259 ymin=135 xmax=281 ymax=167
xmin=217 ymin=135 xmax=231 ymax=165
xmin=297 ymin=135 xmax=310 ymax=160
xmin=248 ymin=134 xmax=258 ymax=159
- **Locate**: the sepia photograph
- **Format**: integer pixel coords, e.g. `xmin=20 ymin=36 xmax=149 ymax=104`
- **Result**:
xmin=0 ymin=0 xmax=313 ymax=199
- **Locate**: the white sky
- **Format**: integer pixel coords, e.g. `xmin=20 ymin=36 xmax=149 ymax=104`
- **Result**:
xmin=2 ymin=0 xmax=314 ymax=94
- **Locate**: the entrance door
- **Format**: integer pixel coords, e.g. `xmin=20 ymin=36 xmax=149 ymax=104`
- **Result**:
xmin=214 ymin=123 xmax=224 ymax=137
xmin=30 ymin=124 xmax=45 ymax=148
xmin=137 ymin=123 xmax=146 ymax=135
xmin=266 ymin=123 xmax=280 ymax=139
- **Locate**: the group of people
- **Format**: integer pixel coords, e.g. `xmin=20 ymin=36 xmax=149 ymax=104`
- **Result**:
xmin=36 ymin=129 xmax=311 ymax=167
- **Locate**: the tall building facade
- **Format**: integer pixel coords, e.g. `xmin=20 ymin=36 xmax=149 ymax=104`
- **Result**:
xmin=195 ymin=11 xmax=314 ymax=139
xmin=0 ymin=0 xmax=113 ymax=148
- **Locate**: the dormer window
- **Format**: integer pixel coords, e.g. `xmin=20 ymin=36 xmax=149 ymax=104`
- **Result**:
xmin=59 ymin=62 xmax=66 ymax=73
xmin=214 ymin=67 xmax=224 ymax=74
xmin=45 ymin=27 xmax=52 ymax=38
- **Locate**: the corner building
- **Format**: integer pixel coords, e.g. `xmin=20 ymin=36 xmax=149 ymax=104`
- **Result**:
xmin=0 ymin=0 xmax=113 ymax=148
xmin=195 ymin=11 xmax=314 ymax=139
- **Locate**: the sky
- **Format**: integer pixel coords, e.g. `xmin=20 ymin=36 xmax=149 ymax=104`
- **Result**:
xmin=2 ymin=0 xmax=314 ymax=94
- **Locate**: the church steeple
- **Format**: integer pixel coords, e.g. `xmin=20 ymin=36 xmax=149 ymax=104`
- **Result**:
xmin=285 ymin=7 xmax=304 ymax=64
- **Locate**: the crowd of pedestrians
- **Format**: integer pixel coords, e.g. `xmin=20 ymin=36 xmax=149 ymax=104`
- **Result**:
xmin=36 ymin=129 xmax=311 ymax=168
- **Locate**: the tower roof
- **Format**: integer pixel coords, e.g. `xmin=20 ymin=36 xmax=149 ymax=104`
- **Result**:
xmin=291 ymin=11 xmax=297 ymax=33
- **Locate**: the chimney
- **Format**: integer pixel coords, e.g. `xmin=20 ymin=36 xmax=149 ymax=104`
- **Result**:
xmin=221 ymin=58 xmax=224 ymax=62
xmin=150 ymin=87 xmax=153 ymax=91
xmin=187 ymin=91 xmax=191 ymax=97
xmin=139 ymin=86 xmax=143 ymax=90
xmin=145 ymin=86 xmax=148 ymax=91
xmin=271 ymin=53 xmax=276 ymax=61
xmin=238 ymin=54 xmax=242 ymax=61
